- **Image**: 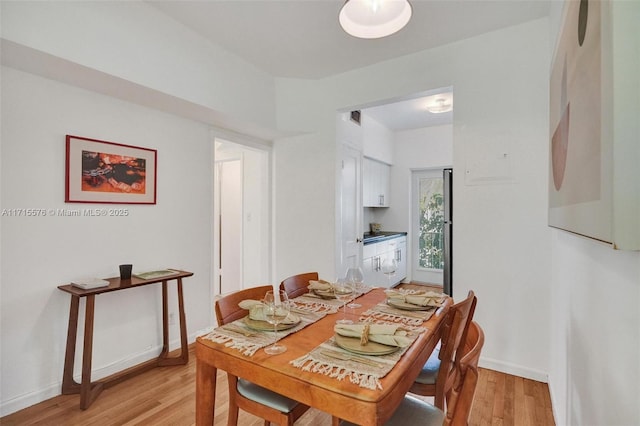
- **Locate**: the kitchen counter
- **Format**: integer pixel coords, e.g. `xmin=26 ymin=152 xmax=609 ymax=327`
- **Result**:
xmin=363 ymin=231 xmax=407 ymax=245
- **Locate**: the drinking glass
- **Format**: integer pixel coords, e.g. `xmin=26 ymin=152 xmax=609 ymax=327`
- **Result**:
xmin=262 ymin=290 xmax=290 ymax=355
xmin=333 ymin=280 xmax=354 ymax=324
xmin=345 ymin=266 xmax=365 ymax=309
xmin=381 ymin=257 xmax=398 ymax=287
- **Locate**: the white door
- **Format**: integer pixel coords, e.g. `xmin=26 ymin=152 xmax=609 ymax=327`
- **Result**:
xmin=411 ymin=169 xmax=445 ymax=285
xmin=217 ymin=160 xmax=243 ymax=294
xmin=338 ymin=144 xmax=362 ymax=277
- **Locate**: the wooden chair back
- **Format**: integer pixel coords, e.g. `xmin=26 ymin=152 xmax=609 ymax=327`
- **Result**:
xmin=280 ymin=272 xmax=318 ymax=299
xmin=444 ymin=321 xmax=484 ymax=426
xmin=339 ymin=320 xmax=484 ymax=426
xmin=214 ymin=285 xmax=274 ymax=326
xmin=446 ymin=291 xmax=477 ymax=366
xmin=214 ymin=284 xmax=310 ymax=426
xmin=410 ymin=290 xmax=476 ymax=408
xmin=440 ymin=291 xmax=477 ymax=404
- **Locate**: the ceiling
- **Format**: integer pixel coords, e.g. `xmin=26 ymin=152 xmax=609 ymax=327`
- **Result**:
xmin=361 ymin=87 xmax=453 ymax=130
xmin=148 ymin=0 xmax=550 ymax=130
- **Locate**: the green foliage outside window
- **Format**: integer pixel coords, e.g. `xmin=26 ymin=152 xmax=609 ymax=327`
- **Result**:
xmin=419 ymin=179 xmax=444 ymax=270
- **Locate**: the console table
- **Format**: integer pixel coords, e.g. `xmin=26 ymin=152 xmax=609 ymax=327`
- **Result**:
xmin=57 ymin=269 xmax=193 ymax=409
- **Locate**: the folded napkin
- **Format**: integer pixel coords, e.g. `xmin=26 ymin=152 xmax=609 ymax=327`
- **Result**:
xmin=238 ymin=300 xmax=298 ymax=324
xmin=308 ymin=279 xmax=335 ymax=292
xmin=385 ymin=290 xmax=444 ymax=307
xmin=335 ymin=324 xmax=412 ymax=348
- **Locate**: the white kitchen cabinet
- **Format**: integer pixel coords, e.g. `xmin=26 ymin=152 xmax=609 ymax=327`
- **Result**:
xmin=362 ymin=241 xmax=378 ymax=285
xmin=363 ymin=158 xmax=390 ymax=207
xmin=395 ymin=238 xmax=407 ymax=285
xmin=362 ymin=235 xmax=406 ymax=287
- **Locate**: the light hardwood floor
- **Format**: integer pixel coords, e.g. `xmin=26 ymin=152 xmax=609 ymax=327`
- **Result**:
xmin=1 ymin=345 xmax=555 ymax=426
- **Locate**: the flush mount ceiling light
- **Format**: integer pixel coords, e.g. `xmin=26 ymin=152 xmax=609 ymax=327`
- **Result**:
xmin=339 ymin=0 xmax=413 ymax=39
xmin=425 ymin=98 xmax=453 ymax=114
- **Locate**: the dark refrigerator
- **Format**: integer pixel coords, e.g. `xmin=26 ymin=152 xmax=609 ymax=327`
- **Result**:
xmin=443 ymin=168 xmax=453 ymax=296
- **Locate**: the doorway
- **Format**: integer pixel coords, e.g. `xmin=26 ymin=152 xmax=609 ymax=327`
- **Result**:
xmin=216 ymin=158 xmax=242 ymax=294
xmin=213 ymin=139 xmax=271 ymax=296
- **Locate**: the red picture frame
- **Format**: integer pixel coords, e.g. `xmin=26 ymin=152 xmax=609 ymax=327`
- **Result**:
xmin=65 ymin=135 xmax=157 ymax=204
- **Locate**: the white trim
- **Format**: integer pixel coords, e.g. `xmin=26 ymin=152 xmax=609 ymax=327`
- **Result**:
xmin=0 ymin=330 xmax=207 ymax=416
xmin=546 ymin=372 xmax=561 ymax=426
xmin=479 ymin=356 xmax=549 ymax=383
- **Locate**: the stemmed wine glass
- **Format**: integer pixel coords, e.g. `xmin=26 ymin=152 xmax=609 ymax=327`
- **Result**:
xmin=381 ymin=256 xmax=398 ymax=287
xmin=262 ymin=290 xmax=290 ymax=355
xmin=345 ymin=266 xmax=365 ymax=309
xmin=333 ymin=279 xmax=354 ymax=324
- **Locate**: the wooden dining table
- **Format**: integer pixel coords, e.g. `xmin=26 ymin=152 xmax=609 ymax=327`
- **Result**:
xmin=195 ymin=287 xmax=451 ymax=426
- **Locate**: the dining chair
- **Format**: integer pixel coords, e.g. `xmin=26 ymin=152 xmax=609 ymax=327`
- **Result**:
xmin=280 ymin=272 xmax=319 ymax=299
xmin=409 ymin=290 xmax=477 ymax=410
xmin=214 ymin=285 xmax=310 ymax=426
xmin=341 ymin=321 xmax=484 ymax=426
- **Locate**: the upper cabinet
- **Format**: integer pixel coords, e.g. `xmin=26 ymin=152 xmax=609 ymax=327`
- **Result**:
xmin=363 ymin=158 xmax=390 ymax=207
xmin=361 ymin=112 xmax=393 ymax=208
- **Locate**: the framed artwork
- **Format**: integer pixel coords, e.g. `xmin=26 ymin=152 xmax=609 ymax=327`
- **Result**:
xmin=548 ymin=0 xmax=612 ymax=243
xmin=65 ymin=135 xmax=157 ymax=204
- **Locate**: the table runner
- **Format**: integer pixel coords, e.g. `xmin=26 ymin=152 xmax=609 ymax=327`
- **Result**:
xmin=202 ymin=303 xmax=328 ymax=356
xmin=290 ymin=322 xmax=426 ymax=390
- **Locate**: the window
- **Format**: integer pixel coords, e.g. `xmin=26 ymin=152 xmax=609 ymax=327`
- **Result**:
xmin=418 ymin=175 xmax=444 ymax=270
xmin=411 ymin=169 xmax=445 ymax=284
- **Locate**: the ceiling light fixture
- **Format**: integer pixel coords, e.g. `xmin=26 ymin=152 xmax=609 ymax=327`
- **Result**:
xmin=339 ymin=0 xmax=413 ymax=39
xmin=425 ymin=98 xmax=453 ymax=114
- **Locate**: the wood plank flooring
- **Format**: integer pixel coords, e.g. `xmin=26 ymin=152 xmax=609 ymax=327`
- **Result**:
xmin=1 ymin=345 xmax=555 ymax=426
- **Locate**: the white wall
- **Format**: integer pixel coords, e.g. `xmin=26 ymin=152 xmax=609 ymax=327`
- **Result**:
xmin=549 ymin=231 xmax=639 ymax=425
xmin=274 ymin=132 xmax=336 ymax=282
xmin=273 ymin=78 xmax=339 ymax=282
xmin=0 ymin=68 xmax=213 ymax=414
xmin=1 ymin=1 xmax=277 ymax=137
xmin=450 ymin=16 xmax=552 ymax=381
xmin=242 ymin=148 xmax=271 ymax=287
xmin=275 ymin=18 xmax=552 ymax=384
xmin=546 ymin=1 xmax=640 ymax=425
xmin=377 ymin=124 xmax=453 ymax=234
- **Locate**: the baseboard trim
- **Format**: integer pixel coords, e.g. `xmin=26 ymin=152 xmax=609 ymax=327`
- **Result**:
xmin=479 ymin=356 xmax=549 ymax=383
xmin=0 ymin=330 xmax=207 ymax=417
xmin=546 ymin=373 xmax=561 ymax=426
xmin=0 ymin=383 xmax=61 ymax=418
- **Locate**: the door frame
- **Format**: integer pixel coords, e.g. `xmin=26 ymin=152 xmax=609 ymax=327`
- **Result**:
xmin=214 ymin=157 xmax=243 ymax=296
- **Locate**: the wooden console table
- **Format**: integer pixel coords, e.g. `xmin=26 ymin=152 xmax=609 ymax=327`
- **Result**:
xmin=57 ymin=269 xmax=193 ymax=410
